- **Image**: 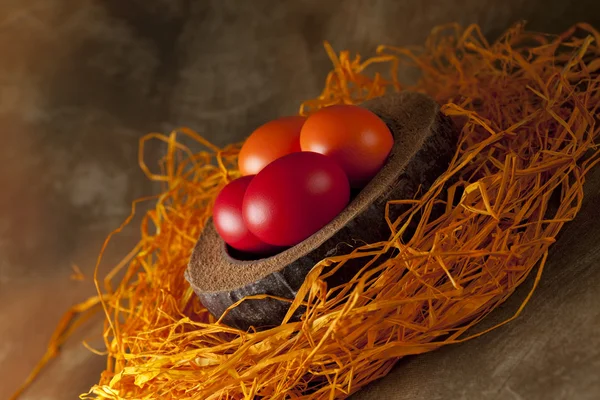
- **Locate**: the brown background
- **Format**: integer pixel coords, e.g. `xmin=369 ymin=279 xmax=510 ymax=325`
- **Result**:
xmin=1 ymin=1 xmax=599 ymax=399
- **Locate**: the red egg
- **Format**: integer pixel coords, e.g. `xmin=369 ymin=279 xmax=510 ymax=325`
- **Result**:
xmin=300 ymin=104 xmax=393 ymax=188
xmin=243 ymin=152 xmax=350 ymax=246
xmin=212 ymin=176 xmax=278 ymax=254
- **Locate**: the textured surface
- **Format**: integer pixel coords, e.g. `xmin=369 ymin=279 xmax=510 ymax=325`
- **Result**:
xmin=188 ymin=92 xmax=457 ymax=329
xmin=2 ymin=1 xmax=600 ymax=399
xmin=355 ymin=166 xmax=600 ymax=400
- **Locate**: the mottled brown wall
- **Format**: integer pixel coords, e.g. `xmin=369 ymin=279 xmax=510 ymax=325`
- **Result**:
xmin=1 ymin=1 xmax=599 ymax=399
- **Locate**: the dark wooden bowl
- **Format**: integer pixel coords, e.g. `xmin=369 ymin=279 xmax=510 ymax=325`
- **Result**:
xmin=185 ymin=92 xmax=458 ymax=330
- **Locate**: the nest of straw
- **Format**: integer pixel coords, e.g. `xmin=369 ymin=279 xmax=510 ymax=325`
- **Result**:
xmin=15 ymin=23 xmax=600 ymax=400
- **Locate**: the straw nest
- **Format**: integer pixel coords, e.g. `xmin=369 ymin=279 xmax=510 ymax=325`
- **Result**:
xmin=187 ymin=91 xmax=458 ymax=331
xmin=13 ymin=23 xmax=600 ymax=400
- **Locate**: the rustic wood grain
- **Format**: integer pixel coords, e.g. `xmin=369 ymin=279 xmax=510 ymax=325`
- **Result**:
xmin=2 ymin=1 xmax=599 ymax=399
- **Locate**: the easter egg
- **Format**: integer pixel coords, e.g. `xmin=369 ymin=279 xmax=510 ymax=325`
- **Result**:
xmin=238 ymin=116 xmax=306 ymax=176
xmin=243 ymin=152 xmax=350 ymax=246
xmin=212 ymin=176 xmax=278 ymax=254
xmin=300 ymin=104 xmax=393 ymax=188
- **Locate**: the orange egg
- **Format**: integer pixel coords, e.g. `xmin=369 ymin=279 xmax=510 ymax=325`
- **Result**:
xmin=300 ymin=105 xmax=393 ymax=188
xmin=238 ymin=116 xmax=306 ymax=176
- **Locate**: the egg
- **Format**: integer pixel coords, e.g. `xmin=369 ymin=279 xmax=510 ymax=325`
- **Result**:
xmin=212 ymin=176 xmax=278 ymax=254
xmin=243 ymin=152 xmax=350 ymax=246
xmin=300 ymin=104 xmax=393 ymax=188
xmin=238 ymin=116 xmax=306 ymax=176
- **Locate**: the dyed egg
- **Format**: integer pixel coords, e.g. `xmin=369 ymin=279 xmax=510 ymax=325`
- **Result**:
xmin=212 ymin=176 xmax=278 ymax=254
xmin=243 ymin=152 xmax=350 ymax=246
xmin=300 ymin=104 xmax=393 ymax=188
xmin=238 ymin=116 xmax=306 ymax=176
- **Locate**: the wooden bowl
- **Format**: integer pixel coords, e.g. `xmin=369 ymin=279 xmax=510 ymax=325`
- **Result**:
xmin=185 ymin=92 xmax=458 ymax=330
